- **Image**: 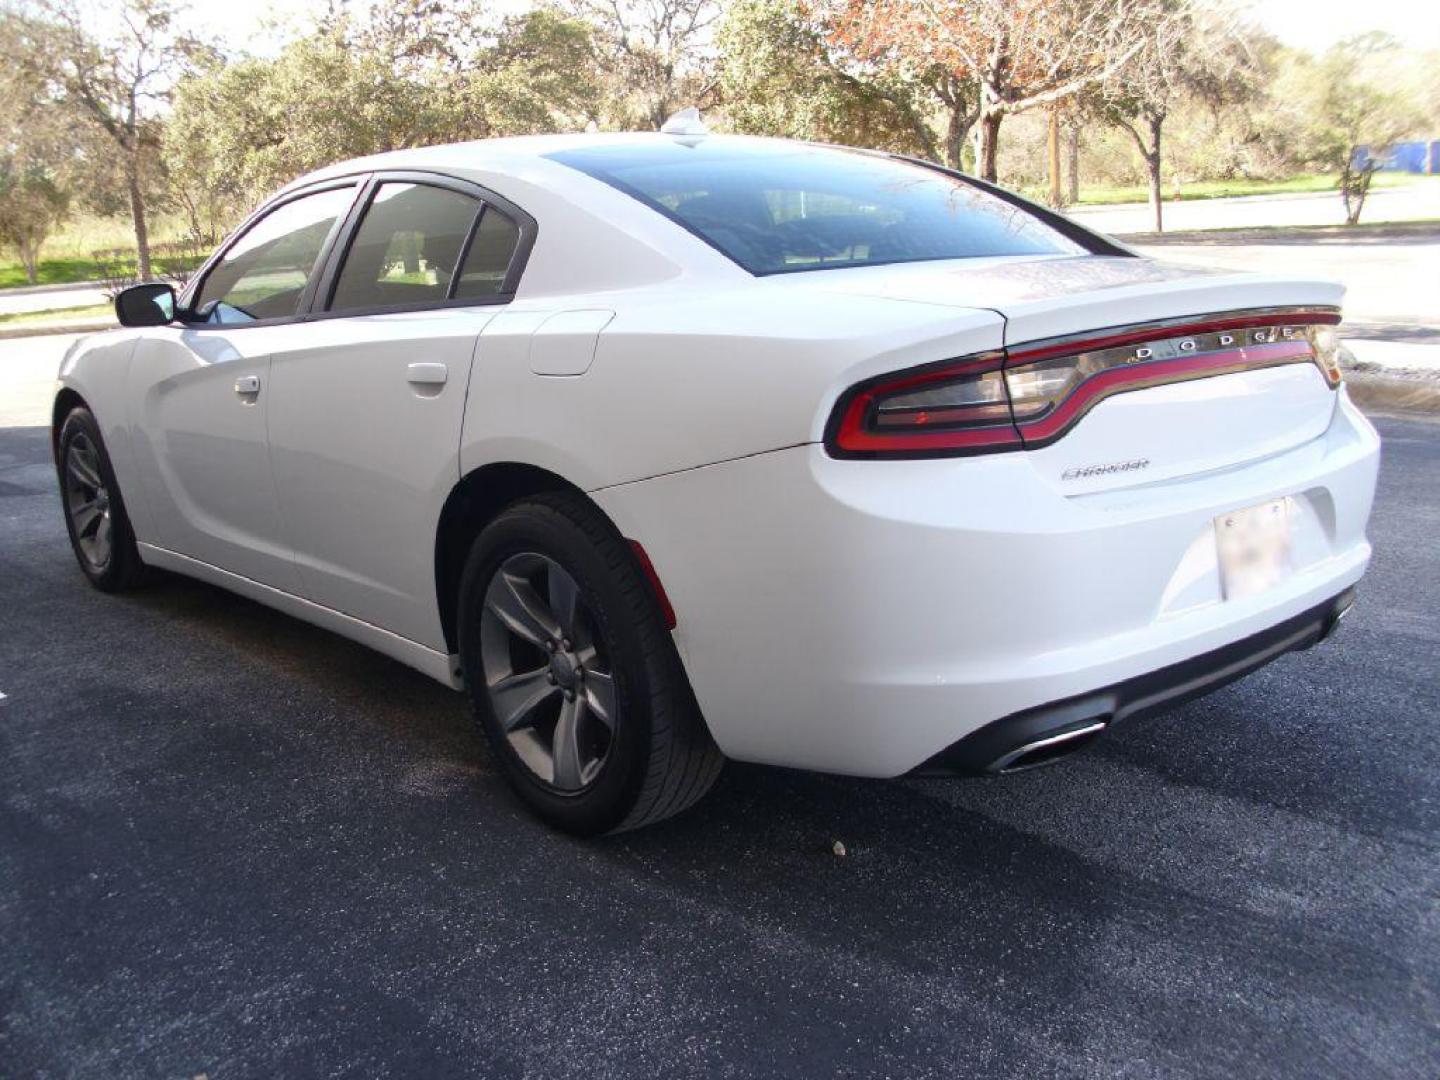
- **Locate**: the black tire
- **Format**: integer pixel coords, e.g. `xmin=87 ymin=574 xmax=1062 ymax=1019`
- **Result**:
xmin=56 ymin=406 xmax=147 ymax=592
xmin=458 ymin=491 xmax=723 ymax=835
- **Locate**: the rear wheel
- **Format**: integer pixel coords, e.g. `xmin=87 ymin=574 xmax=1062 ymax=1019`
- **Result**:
xmin=458 ymin=492 xmax=723 ymax=835
xmin=56 ymin=406 xmax=146 ymax=592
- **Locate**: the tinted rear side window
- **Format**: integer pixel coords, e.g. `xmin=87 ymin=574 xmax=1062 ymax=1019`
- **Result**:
xmin=454 ymin=207 xmax=521 ymax=299
xmin=548 ymin=141 xmax=1086 ymax=275
xmin=329 ymin=182 xmax=482 ymax=312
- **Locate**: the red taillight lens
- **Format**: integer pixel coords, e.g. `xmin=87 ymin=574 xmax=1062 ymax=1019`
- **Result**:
xmin=825 ymin=309 xmax=1341 ymax=459
xmin=827 ymin=351 xmax=1023 ymax=457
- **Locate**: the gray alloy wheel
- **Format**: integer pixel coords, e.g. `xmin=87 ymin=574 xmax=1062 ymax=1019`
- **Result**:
xmin=62 ymin=431 xmax=114 ymax=571
xmin=478 ymin=552 xmax=618 ymax=792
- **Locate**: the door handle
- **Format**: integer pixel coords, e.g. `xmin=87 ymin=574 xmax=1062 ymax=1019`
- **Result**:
xmin=234 ymin=374 xmax=261 ymax=396
xmin=407 ymin=362 xmax=448 ymax=386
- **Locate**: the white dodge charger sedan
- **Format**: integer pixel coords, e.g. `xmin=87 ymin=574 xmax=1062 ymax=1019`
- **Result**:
xmin=53 ymin=132 xmax=1379 ymax=834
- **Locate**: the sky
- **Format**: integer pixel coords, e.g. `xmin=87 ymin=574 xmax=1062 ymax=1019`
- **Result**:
xmin=1250 ymin=0 xmax=1440 ymax=52
xmin=187 ymin=0 xmax=1440 ymax=56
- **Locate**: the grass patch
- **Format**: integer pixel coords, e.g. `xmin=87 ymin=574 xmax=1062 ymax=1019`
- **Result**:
xmin=0 ymin=302 xmax=113 ymax=327
xmin=0 ymin=257 xmax=104 ymax=289
xmin=1075 ymin=172 xmax=1426 ymax=206
xmin=0 ymin=210 xmax=206 ymax=292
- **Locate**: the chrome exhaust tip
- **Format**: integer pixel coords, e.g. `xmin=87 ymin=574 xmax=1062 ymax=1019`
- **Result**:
xmin=1318 ymin=590 xmax=1357 ymax=644
xmin=988 ymin=720 xmax=1108 ymax=774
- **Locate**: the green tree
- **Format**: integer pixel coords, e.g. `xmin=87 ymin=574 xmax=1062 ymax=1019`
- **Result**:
xmin=164 ymin=3 xmax=601 ymax=224
xmin=1267 ymin=35 xmax=1423 ymax=224
xmin=465 ymin=8 xmax=603 ymax=135
xmin=564 ymin=1 xmax=720 ymax=130
xmin=0 ymin=13 xmax=72 ymax=282
xmin=13 ymin=0 xmax=211 ymax=278
xmin=0 ymin=162 xmax=70 ymax=284
xmin=714 ymin=0 xmax=937 ymax=160
xmin=1096 ymin=3 xmax=1256 ymax=232
xmin=1319 ymin=36 xmax=1423 ymax=224
xmin=824 ymin=0 xmax=1164 ymax=181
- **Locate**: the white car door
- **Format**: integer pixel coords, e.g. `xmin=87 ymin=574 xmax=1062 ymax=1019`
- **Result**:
xmin=264 ymin=176 xmax=531 ymax=649
xmin=126 ymin=182 xmax=362 ymax=592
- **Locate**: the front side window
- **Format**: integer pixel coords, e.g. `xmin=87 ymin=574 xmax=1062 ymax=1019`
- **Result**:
xmin=329 ymin=182 xmax=483 ymax=312
xmin=548 ymin=141 xmax=1088 ymax=275
xmin=194 ymin=185 xmax=357 ymax=324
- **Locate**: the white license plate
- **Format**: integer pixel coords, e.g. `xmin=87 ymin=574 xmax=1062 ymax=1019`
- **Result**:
xmin=1215 ymin=498 xmax=1293 ymax=600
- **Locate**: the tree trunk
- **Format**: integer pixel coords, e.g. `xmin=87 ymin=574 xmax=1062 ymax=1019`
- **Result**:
xmin=976 ymin=110 xmax=1003 ymax=183
xmin=1341 ymin=152 xmax=1373 ymax=225
xmin=943 ymin=106 xmax=970 ymax=171
xmin=1146 ymin=116 xmax=1165 ymax=234
xmin=127 ymin=156 xmax=152 ymax=280
xmin=1146 ymin=153 xmax=1163 ymax=233
xmin=1349 ymin=170 xmax=1372 ymax=225
xmin=1047 ymin=110 xmax=1062 ymax=208
xmin=20 ymin=238 xmax=40 ymax=285
xmin=1065 ymin=123 xmax=1079 ymax=206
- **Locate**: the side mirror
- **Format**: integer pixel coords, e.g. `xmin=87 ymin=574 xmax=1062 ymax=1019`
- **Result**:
xmin=115 ymin=282 xmax=177 ymax=327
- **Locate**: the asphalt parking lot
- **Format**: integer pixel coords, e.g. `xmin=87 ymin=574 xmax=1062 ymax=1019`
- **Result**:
xmin=2 ymin=415 xmax=1438 ymax=1079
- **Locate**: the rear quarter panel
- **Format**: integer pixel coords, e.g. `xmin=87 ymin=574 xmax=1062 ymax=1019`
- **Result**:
xmin=459 ymin=286 xmax=1005 ymax=489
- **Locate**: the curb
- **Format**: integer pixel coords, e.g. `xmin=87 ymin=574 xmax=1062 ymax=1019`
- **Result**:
xmin=1344 ymin=370 xmax=1440 ymax=416
xmin=0 ymin=319 xmax=114 ymax=342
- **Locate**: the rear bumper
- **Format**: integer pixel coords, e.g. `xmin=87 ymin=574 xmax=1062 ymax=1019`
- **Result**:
xmin=593 ymin=388 xmax=1380 ymax=778
xmin=915 ymin=587 xmax=1355 ymax=775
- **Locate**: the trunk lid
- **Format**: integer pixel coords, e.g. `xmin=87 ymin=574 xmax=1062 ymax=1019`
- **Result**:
xmin=819 ymin=255 xmax=1344 ymax=492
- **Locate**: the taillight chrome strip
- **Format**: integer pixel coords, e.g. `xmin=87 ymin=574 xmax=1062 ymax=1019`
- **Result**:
xmin=1005 ymin=309 xmax=1341 ymax=448
xmin=1004 ymin=307 xmax=1341 ymax=367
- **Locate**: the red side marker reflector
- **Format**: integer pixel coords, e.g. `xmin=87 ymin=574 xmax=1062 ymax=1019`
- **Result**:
xmin=628 ymin=539 xmax=677 ymax=630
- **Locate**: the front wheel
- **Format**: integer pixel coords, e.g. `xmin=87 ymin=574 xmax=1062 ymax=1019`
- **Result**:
xmin=458 ymin=492 xmax=723 ymax=835
xmin=56 ymin=406 xmax=146 ymax=592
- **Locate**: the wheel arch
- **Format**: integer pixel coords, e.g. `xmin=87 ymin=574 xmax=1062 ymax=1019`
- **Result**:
xmin=51 ymin=386 xmax=89 ymax=462
xmin=434 ymin=461 xmax=592 ymax=654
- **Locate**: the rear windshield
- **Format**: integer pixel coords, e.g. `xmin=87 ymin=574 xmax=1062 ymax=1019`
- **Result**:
xmin=547 ymin=140 xmax=1087 ymax=276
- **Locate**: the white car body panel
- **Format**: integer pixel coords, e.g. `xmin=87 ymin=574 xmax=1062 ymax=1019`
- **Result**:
xmin=462 ymin=285 xmax=1006 ymax=489
xmin=265 ymin=307 xmax=498 ymax=647
xmin=1024 ymin=363 xmax=1339 ymax=494
xmin=126 ymin=324 xmax=303 ymax=593
xmin=53 ymin=133 xmax=1381 ymax=779
xmin=592 ymin=391 xmax=1377 ymax=774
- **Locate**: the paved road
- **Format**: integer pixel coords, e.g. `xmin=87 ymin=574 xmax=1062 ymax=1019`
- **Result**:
xmin=0 ymin=285 xmax=109 ymax=318
xmin=1069 ymin=182 xmax=1440 ymax=236
xmin=0 ymin=333 xmax=80 ymax=428
xmin=1 ymin=412 xmax=1437 ymax=1077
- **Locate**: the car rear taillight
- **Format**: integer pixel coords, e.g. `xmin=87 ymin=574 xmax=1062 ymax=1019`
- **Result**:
xmin=825 ymin=308 xmax=1341 ymax=459
xmin=827 ymin=351 xmax=1023 ymax=458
